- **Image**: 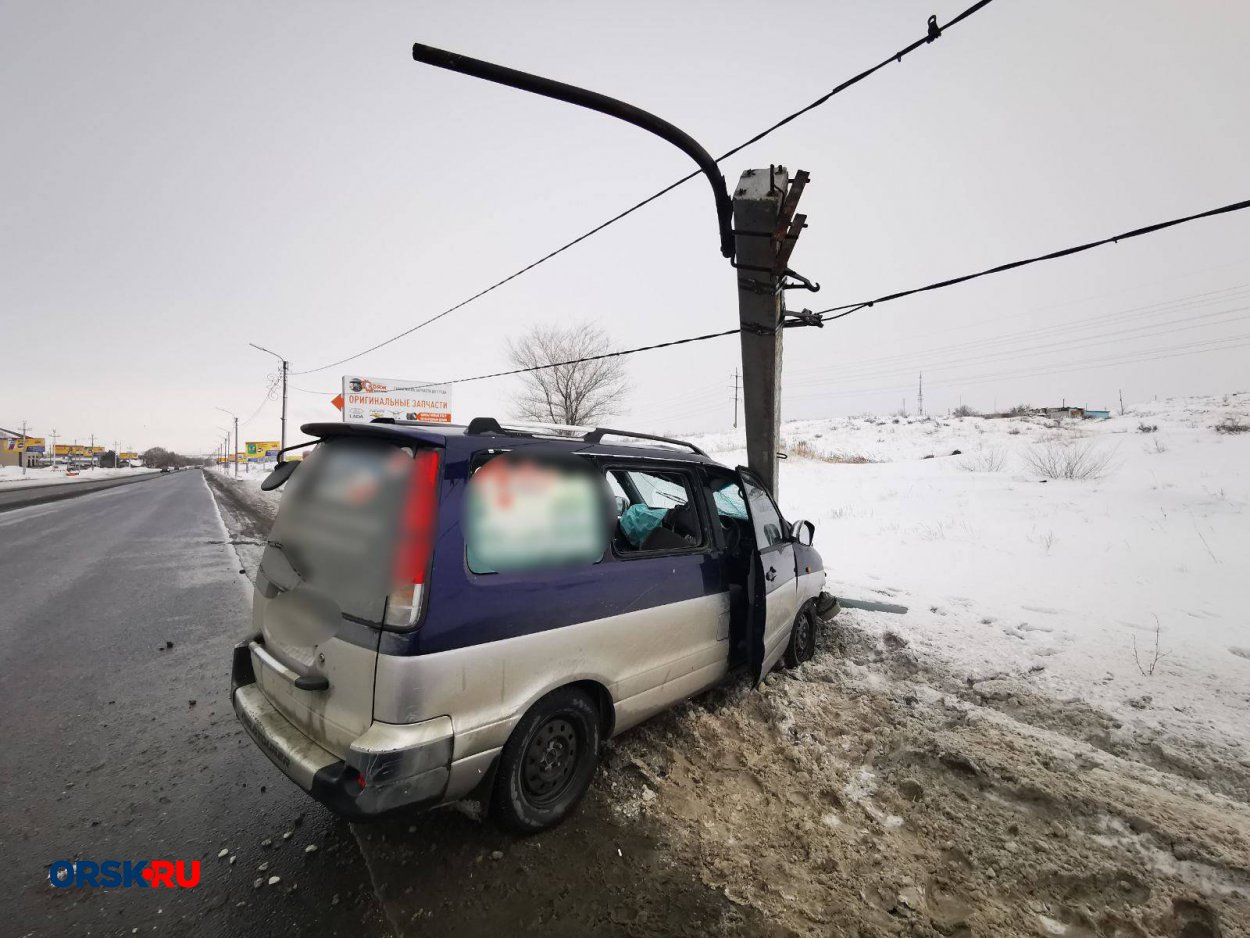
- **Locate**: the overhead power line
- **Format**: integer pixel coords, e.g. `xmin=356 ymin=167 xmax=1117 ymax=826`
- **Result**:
xmin=813 ymin=197 xmax=1250 ymax=323
xmin=395 ymin=195 xmax=1250 ymax=392
xmin=293 ymin=0 xmax=998 ymax=376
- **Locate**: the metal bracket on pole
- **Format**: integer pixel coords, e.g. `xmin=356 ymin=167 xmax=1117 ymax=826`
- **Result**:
xmin=412 ymin=43 xmax=735 ymax=260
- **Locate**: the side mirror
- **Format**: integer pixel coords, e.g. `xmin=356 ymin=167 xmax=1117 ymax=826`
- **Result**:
xmin=261 ymin=460 xmax=299 ymax=491
xmin=790 ymin=519 xmax=814 ymax=547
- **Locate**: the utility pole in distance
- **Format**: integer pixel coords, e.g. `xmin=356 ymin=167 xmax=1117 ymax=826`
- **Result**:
xmin=19 ymin=420 xmax=29 ymax=476
xmin=216 ymin=408 xmax=239 ymax=479
xmin=732 ymin=368 xmax=740 ymax=430
xmin=249 ymin=343 xmax=289 ymax=452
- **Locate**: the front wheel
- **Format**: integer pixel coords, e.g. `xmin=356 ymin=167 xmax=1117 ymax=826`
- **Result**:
xmin=491 ymin=687 xmax=601 ymax=834
xmin=782 ymin=606 xmax=817 ymax=669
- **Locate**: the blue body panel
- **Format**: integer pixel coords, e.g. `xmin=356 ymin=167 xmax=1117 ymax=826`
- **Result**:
xmin=363 ymin=432 xmax=738 ymax=658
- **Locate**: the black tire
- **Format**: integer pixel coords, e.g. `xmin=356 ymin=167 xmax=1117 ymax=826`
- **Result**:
xmin=490 ymin=687 xmax=601 ymax=834
xmin=782 ymin=606 xmax=817 ymax=669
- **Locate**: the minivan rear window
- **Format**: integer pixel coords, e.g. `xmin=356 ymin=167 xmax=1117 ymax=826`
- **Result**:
xmin=263 ymin=438 xmax=419 ymax=622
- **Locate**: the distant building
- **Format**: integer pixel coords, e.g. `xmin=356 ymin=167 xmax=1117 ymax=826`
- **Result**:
xmin=0 ymin=428 xmax=21 ymax=468
xmin=1043 ymin=406 xmax=1086 ymax=419
xmin=1039 ymin=405 xmax=1111 ymax=420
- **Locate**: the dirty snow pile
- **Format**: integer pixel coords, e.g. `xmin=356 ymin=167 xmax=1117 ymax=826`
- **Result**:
xmin=693 ymin=392 xmax=1250 ymax=759
xmin=0 ymin=465 xmax=157 ymax=486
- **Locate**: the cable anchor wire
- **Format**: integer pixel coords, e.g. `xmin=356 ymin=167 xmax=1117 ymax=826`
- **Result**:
xmin=784 ymin=309 xmax=825 ymax=329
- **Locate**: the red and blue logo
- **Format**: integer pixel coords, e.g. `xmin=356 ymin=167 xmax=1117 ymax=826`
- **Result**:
xmin=49 ymin=860 xmax=201 ymax=888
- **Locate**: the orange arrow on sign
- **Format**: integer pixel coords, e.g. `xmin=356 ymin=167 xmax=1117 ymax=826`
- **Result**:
xmin=331 ymin=393 xmax=344 ymax=411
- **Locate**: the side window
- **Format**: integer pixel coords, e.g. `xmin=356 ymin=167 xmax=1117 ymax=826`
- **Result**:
xmin=710 ymin=477 xmax=748 ymax=522
xmin=608 ymin=467 xmax=706 ymax=554
xmin=465 ymin=452 xmax=607 ymax=574
xmin=740 ymin=472 xmax=786 ymax=549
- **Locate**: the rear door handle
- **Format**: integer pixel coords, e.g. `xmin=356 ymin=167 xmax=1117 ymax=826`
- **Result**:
xmin=765 ymin=566 xmax=777 ymax=582
xmin=294 ymin=674 xmax=329 ymax=691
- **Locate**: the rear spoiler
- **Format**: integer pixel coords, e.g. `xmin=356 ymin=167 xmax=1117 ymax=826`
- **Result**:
xmin=300 ymin=421 xmax=450 ymax=449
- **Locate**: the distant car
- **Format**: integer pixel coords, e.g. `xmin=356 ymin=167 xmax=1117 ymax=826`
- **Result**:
xmin=232 ymin=417 xmax=830 ymax=832
xmin=160 ymin=467 xmax=171 ymax=473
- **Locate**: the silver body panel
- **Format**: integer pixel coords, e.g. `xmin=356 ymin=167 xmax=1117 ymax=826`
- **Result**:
xmin=374 ymin=592 xmax=732 ymax=755
xmin=234 ymin=683 xmax=339 ymax=791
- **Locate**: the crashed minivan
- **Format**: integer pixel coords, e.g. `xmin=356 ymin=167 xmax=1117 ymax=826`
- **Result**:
xmin=232 ymin=417 xmax=832 ymax=832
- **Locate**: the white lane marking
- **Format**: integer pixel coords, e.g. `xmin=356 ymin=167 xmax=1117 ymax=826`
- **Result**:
xmin=199 ymin=471 xmax=258 ymax=603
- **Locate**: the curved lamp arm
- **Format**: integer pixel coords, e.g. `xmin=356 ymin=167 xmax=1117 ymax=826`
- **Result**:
xmin=412 ymin=42 xmax=735 ymax=260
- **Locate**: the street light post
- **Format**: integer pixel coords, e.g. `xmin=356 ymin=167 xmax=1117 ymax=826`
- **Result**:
xmin=249 ymin=343 xmax=289 ymax=454
xmin=216 ymin=426 xmax=232 ymax=475
xmin=216 ymin=409 xmax=239 ymax=479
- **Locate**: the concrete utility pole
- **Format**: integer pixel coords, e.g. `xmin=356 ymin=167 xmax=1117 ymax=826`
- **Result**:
xmin=734 ymin=167 xmax=810 ymax=498
xmin=734 ymin=168 xmax=786 ymax=497
xmin=19 ymin=420 xmax=29 ymax=476
xmin=918 ymin=373 xmax=924 ymax=418
xmin=732 ymin=368 xmax=740 ymax=430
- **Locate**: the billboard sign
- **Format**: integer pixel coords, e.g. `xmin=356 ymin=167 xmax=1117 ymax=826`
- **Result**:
xmin=120 ymin=452 xmax=139 ymax=460
xmin=3 ymin=436 xmax=45 ymax=452
xmin=340 ymin=376 xmax=454 ymax=425
xmin=246 ymin=441 xmax=281 ymax=459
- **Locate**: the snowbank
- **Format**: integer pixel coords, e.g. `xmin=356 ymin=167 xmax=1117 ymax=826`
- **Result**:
xmin=693 ymin=392 xmax=1250 ymax=753
xmin=0 ymin=465 xmax=159 ymax=487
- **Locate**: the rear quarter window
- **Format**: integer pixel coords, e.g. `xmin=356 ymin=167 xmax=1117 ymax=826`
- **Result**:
xmin=464 ymin=452 xmax=607 ymax=574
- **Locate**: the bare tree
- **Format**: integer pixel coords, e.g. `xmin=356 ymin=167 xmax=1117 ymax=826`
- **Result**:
xmin=507 ymin=323 xmax=628 ymax=426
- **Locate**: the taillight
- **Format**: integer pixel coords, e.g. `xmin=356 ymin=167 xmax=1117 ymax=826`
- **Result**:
xmin=383 ymin=449 xmax=440 ymax=628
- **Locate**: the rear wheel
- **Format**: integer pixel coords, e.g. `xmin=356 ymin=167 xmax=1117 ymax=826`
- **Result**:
xmin=491 ymin=687 xmax=600 ymax=834
xmin=783 ymin=606 xmax=817 ymax=669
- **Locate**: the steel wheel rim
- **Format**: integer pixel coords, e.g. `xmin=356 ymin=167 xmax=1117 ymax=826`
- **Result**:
xmin=797 ymin=613 xmax=814 ymax=657
xmin=521 ymin=716 xmax=579 ymax=806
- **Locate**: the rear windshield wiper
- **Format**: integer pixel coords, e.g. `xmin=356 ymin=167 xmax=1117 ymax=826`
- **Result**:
xmin=264 ymin=538 xmax=304 ymax=581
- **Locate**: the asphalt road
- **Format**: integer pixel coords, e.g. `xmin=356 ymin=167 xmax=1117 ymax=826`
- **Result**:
xmin=0 ymin=471 xmax=164 ymax=513
xmin=0 ymin=469 xmax=390 ymax=937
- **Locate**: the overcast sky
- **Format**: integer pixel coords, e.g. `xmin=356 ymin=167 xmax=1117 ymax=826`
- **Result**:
xmin=3 ymin=0 xmax=1248 ymax=454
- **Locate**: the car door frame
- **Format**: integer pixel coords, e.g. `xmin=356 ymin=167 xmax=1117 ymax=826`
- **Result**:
xmin=736 ymin=466 xmax=800 ymax=684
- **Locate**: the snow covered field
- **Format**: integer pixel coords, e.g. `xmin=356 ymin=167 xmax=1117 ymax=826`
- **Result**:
xmin=0 ymin=465 xmax=158 ymax=486
xmin=694 ymin=392 xmax=1250 ymax=755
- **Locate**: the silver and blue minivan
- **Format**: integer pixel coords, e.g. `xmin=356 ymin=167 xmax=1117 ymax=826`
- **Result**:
xmin=231 ymin=417 xmax=831 ymax=832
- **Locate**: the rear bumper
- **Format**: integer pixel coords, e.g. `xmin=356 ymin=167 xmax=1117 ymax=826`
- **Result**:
xmin=231 ymin=641 xmax=451 ymax=819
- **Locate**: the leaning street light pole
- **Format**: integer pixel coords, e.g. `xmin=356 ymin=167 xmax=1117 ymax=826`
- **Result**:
xmin=411 ymin=43 xmax=735 ymax=261
xmin=409 ymin=44 xmax=814 ymax=496
xmin=249 ymin=342 xmax=289 ymax=453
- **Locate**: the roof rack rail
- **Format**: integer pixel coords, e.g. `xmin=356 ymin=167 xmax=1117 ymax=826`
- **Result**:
xmin=464 ymin=416 xmax=706 ymax=457
xmin=582 ymin=427 xmax=707 ymax=457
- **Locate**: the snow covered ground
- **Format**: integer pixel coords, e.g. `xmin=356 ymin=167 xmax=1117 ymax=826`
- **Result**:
xmin=694 ymin=392 xmax=1250 ymax=755
xmin=0 ymin=465 xmax=159 ymax=486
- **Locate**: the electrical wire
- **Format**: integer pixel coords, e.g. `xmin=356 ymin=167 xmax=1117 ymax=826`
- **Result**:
xmin=388 ymin=196 xmax=1250 ymax=393
xmin=813 ymin=198 xmax=1250 ymax=323
xmin=293 ymin=0 xmax=997 ymax=376
xmin=784 ymin=296 xmax=1250 ymax=390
